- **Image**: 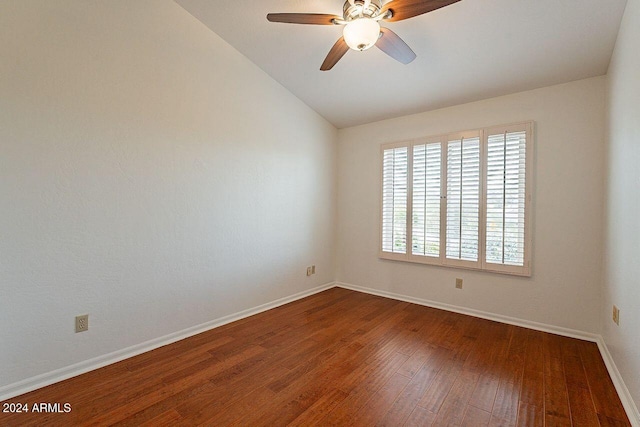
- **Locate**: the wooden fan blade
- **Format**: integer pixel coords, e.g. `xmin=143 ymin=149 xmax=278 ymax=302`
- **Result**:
xmin=320 ymin=37 xmax=349 ymax=71
xmin=266 ymin=13 xmax=340 ymax=25
xmin=376 ymin=28 xmax=416 ymax=64
xmin=381 ymin=0 xmax=461 ymax=22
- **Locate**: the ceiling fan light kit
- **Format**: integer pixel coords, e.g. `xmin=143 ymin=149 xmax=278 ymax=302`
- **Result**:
xmin=266 ymin=0 xmax=461 ymax=70
xmin=343 ymin=18 xmax=381 ymax=51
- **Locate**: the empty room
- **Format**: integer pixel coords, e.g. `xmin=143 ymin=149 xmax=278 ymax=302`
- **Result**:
xmin=1 ymin=0 xmax=639 ymax=425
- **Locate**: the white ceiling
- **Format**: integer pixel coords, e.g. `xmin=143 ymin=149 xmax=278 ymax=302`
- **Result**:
xmin=175 ymin=0 xmax=627 ymax=128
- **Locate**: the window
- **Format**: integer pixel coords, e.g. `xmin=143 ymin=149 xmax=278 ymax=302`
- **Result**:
xmin=380 ymin=122 xmax=533 ymax=276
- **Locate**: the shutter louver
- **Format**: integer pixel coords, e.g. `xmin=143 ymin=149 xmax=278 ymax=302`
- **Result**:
xmin=446 ymin=137 xmax=480 ymax=262
xmin=412 ymin=143 xmax=441 ymax=257
xmin=486 ymin=131 xmax=527 ymax=266
xmin=382 ymin=147 xmax=408 ymax=254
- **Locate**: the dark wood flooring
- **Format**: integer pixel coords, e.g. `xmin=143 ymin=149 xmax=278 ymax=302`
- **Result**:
xmin=0 ymin=287 xmax=631 ymax=426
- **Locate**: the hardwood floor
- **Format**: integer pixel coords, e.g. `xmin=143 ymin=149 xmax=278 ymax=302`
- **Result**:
xmin=1 ymin=288 xmax=631 ymax=426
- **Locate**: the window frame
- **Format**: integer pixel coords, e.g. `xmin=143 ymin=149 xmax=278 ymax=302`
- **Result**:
xmin=379 ymin=121 xmax=534 ymax=277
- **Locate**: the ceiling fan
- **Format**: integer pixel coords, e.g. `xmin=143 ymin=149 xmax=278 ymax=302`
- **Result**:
xmin=267 ymin=0 xmax=461 ymax=71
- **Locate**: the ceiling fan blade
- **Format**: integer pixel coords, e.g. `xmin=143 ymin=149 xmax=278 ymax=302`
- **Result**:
xmin=376 ymin=28 xmax=416 ymax=64
xmin=266 ymin=13 xmax=341 ymax=25
xmin=320 ymin=37 xmax=350 ymax=71
xmin=381 ymin=0 xmax=461 ymax=22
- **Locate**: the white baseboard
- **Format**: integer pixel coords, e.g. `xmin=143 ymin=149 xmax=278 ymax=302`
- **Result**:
xmin=0 ymin=282 xmax=335 ymax=402
xmin=596 ymin=337 xmax=640 ymax=426
xmin=335 ymin=282 xmax=598 ymax=341
xmin=335 ymin=281 xmax=640 ymax=426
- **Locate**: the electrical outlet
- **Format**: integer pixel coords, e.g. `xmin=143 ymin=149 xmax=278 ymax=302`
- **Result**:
xmin=455 ymin=278 xmax=463 ymax=289
xmin=613 ymin=305 xmax=620 ymax=325
xmin=306 ymin=265 xmax=316 ymax=276
xmin=75 ymin=314 xmax=89 ymax=333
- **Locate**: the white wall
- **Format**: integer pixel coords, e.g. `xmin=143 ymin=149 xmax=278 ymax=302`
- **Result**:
xmin=3 ymin=0 xmax=636 ymax=413
xmin=337 ymin=77 xmax=606 ymax=333
xmin=0 ymin=0 xmax=337 ymax=389
xmin=604 ymin=0 xmax=640 ymax=412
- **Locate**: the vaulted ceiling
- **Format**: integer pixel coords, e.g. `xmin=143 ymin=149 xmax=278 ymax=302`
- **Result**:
xmin=175 ymin=0 xmax=627 ymax=128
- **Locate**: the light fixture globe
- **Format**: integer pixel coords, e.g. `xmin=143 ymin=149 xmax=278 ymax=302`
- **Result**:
xmin=343 ymin=18 xmax=380 ymax=51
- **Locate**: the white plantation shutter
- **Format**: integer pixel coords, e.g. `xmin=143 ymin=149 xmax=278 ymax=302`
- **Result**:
xmin=412 ymin=142 xmax=442 ymax=258
xmin=446 ymin=136 xmax=480 ymax=263
xmin=485 ymin=127 xmax=530 ymax=272
xmin=380 ymin=122 xmax=532 ymax=276
xmin=381 ymin=146 xmax=408 ymax=254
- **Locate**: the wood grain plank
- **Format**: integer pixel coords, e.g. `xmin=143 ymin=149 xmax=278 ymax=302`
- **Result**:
xmin=433 ymin=369 xmax=480 ymax=425
xmin=520 ymin=367 xmax=543 ymax=408
xmin=136 ymin=409 xmax=182 ymax=426
xmin=563 ymin=355 xmax=588 ymax=388
xmin=315 ymin=351 xmax=409 ymax=425
xmin=377 ymin=346 xmax=450 ymax=426
xmin=348 ymin=372 xmax=411 ymax=425
xmin=597 ymin=413 xmax=633 ymax=427
xmin=396 ymin=343 xmax=437 ymax=379
xmin=544 ymin=414 xmax=572 ymax=427
xmin=173 ymin=366 xmax=290 ymax=425
xmin=287 ymin=388 xmax=349 ymax=426
xmin=404 ymin=405 xmax=437 ymax=427
xmin=490 ymin=377 xmax=520 ymax=425
xmin=523 ymin=330 xmax=545 ymax=374
xmin=417 ymin=356 xmax=463 ymax=413
xmin=461 ymin=405 xmax=492 ymax=427
xmin=545 ymin=356 xmax=565 ymax=380
xmin=544 ymin=379 xmax=571 ymax=425
xmin=468 ymin=374 xmax=500 ymax=412
xmin=516 ymin=402 xmax=543 ymax=427
xmin=566 ymin=383 xmax=600 ymax=427
xmin=578 ymin=341 xmax=630 ymax=422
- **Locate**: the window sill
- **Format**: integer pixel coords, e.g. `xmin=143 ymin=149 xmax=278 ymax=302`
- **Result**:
xmin=378 ymin=252 xmax=531 ymax=277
